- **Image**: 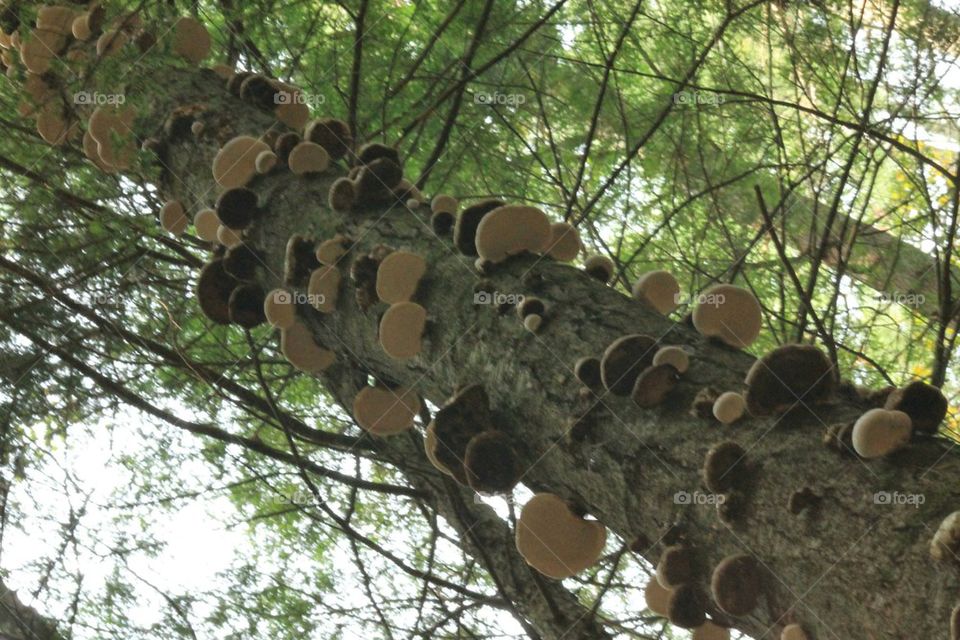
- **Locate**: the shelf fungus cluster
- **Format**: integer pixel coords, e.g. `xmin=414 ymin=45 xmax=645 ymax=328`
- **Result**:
xmin=515 ymin=493 xmax=606 ymax=579
xmin=575 ymin=335 xmax=686 ymax=409
xmin=327 ymin=142 xmax=414 ymax=211
xmin=352 ymin=384 xmax=421 ymax=436
xmin=850 ymin=380 xmax=947 ymax=459
xmin=425 ymin=385 xmax=521 ymax=494
xmin=647 ymin=545 xmax=726 ymax=636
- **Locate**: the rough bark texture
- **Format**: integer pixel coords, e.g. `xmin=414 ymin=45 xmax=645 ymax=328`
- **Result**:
xmin=80 ymin=66 xmax=960 ymax=639
xmin=0 ymin=578 xmax=63 ymax=640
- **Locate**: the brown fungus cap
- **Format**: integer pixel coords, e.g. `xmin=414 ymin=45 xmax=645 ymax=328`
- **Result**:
xmin=170 ymin=16 xmax=210 ymax=64
xmin=656 ymin=544 xmax=697 ymax=589
xmin=515 ymin=493 xmax=607 ymax=579
xmin=600 ymin=334 xmax=657 ymax=396
xmin=217 ymin=225 xmax=243 ymax=248
xmin=583 ymin=255 xmax=615 ymax=283
xmin=644 ymin=579 xmax=672 ymax=617
xmin=574 ymin=356 xmax=603 ymax=390
xmin=780 ymin=624 xmax=808 ymax=640
xmin=653 ymin=345 xmax=689 ymax=374
xmin=159 ymin=200 xmax=188 ymax=236
xmin=931 ymin=511 xmax=960 ymax=563
xmin=666 ymin=584 xmax=707 ymax=629
xmin=288 ymin=141 xmax=330 ymax=175
xmin=376 ymin=251 xmax=426 ymax=304
xmin=284 ymin=235 xmax=320 ymax=287
xmin=379 ymin=301 xmax=426 ymax=359
xmin=254 ymin=149 xmax=277 ymax=174
xmin=692 ymin=284 xmax=762 ymax=348
xmin=215 ymin=187 xmax=261 ymax=230
xmin=222 ymin=243 xmax=262 ymax=281
xmin=227 ymin=284 xmax=267 ymax=328
xmin=712 ymin=392 xmax=746 ymax=425
xmin=544 ymin=222 xmax=581 ymax=262
xmin=239 ymin=74 xmax=279 ymax=110
xmin=212 ymin=136 xmax=270 ymax=189
xmin=307 ymin=265 xmax=340 ymax=314
xmin=357 ymin=142 xmax=401 ymax=166
xmin=431 ymin=194 xmax=458 ymax=215
xmin=196 ymin=259 xmax=239 ymax=325
xmin=691 ymin=386 xmax=721 ymax=419
xmin=273 ymin=132 xmax=301 ymax=162
xmin=710 ymin=554 xmax=762 ymax=616
xmin=632 ymin=363 xmax=679 ymax=408
xmin=193 ymin=208 xmax=220 ymax=242
xmin=304 ymin=118 xmax=352 ymax=160
xmin=280 ymin=321 xmax=335 ymax=373
xmin=428 ymin=384 xmax=493 ymax=484
xmin=263 ymin=289 xmax=296 ymax=329
xmin=633 ymin=270 xmax=680 ymax=314
xmin=431 ymin=210 xmax=455 ymax=235
xmin=516 ymin=297 xmax=545 ymax=320
xmin=424 ymin=423 xmax=454 ymax=477
xmin=744 ymin=344 xmax=836 ymax=416
xmin=328 ymin=177 xmax=355 ymax=211
xmin=703 ymin=441 xmax=747 ymax=493
xmin=316 ymin=237 xmax=347 ymax=266
xmin=884 ymin=380 xmax=948 ymax=434
xmin=453 ymin=199 xmax=505 ymax=256
xmin=352 ymin=385 xmax=420 ymax=436
xmin=464 ymin=430 xmax=521 ymax=494
xmin=851 ymin=408 xmax=912 ymax=459
xmin=693 ymin=622 xmax=730 ymax=640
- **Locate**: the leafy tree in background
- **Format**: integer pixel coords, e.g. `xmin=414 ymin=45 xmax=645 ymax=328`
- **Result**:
xmin=0 ymin=0 xmax=959 ymax=638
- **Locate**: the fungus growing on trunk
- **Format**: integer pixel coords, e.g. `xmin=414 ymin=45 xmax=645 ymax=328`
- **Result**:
xmin=215 ymin=187 xmax=261 ymax=230
xmin=666 ymin=584 xmax=707 ymax=629
xmin=288 ymin=141 xmax=330 ymax=175
xmin=223 ymin=243 xmax=262 ymax=281
xmin=883 ymin=380 xmax=948 ymax=434
xmin=583 ymin=254 xmax=615 ymax=283
xmin=851 ymin=408 xmax=912 ymax=459
xmin=515 ymin=493 xmax=607 ymax=579
xmin=316 ymin=237 xmax=348 ymax=266
xmin=239 ymin=74 xmax=279 ymax=110
xmin=633 ymin=270 xmax=680 ymax=314
xmin=212 ymin=136 xmax=271 ymax=189
xmin=280 ymin=321 xmax=335 ymax=373
xmin=170 ymin=16 xmax=211 ymax=64
xmin=196 ymin=259 xmax=239 ymax=325
xmin=544 ymin=222 xmax=581 ymax=262
xmin=464 ymin=430 xmax=521 ymax=494
xmin=193 ymin=208 xmax=220 ymax=242
xmin=453 ymin=199 xmax=505 ymax=255
xmin=217 ymin=225 xmax=243 ymax=248
xmin=428 ymin=385 xmax=493 ymax=484
xmin=656 ymin=544 xmax=697 ymax=588
xmin=703 ymin=441 xmax=747 ymax=493
xmin=159 ymin=200 xmax=188 ymax=236
xmin=307 ymin=265 xmax=340 ymax=313
xmin=353 ymin=385 xmax=421 ymax=435
xmin=379 ymin=301 xmax=426 ymax=359
xmin=632 ymin=363 xmax=680 ymax=408
xmin=692 ymin=284 xmax=762 ymax=348
xmin=574 ymin=356 xmax=603 ymax=390
xmin=95 ymin=29 xmax=127 ymax=58
xmin=600 ymin=334 xmax=657 ymax=396
xmin=355 ymin=157 xmax=403 ymax=207
xmin=931 ymin=511 xmax=960 ymax=563
xmin=376 ymin=251 xmax=426 ymax=304
xmin=693 ymin=622 xmax=730 ymax=640
xmin=691 ymin=386 xmax=721 ymax=418
xmin=264 ymin=289 xmax=296 ymax=329
xmin=516 ymin=296 xmax=545 ymax=333
xmin=744 ymin=344 xmax=835 ymax=416
xmin=710 ymin=554 xmax=762 ymax=616
xmin=781 ymin=624 xmax=808 ymax=640
xmin=304 ymin=118 xmax=353 ymax=160
xmin=644 ymin=578 xmax=672 ymax=617
xmin=254 ymin=149 xmax=277 ymax=174
xmin=431 ymin=194 xmax=458 ymax=215
xmin=712 ymin=392 xmax=746 ymax=425
xmin=653 ymin=345 xmax=689 ymax=373
xmin=431 ymin=210 xmax=454 ymax=235
xmin=328 ymin=177 xmax=356 ymax=211
xmin=227 ymin=284 xmax=267 ymax=328
xmin=284 ymin=235 xmax=319 ymax=287
xmin=351 ymin=253 xmax=381 ymax=311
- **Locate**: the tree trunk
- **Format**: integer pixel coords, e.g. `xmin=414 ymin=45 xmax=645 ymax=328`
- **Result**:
xmin=49 ymin=64 xmax=960 ymax=639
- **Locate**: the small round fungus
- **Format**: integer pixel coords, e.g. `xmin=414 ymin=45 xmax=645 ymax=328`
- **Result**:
xmin=171 ymin=16 xmax=211 ymax=64
xmin=307 ymin=265 xmax=341 ymax=313
xmin=666 ymin=584 xmax=707 ymax=629
xmin=711 ymin=554 xmax=762 ymax=616
xmin=273 ymin=132 xmax=301 ymax=162
xmin=464 ymin=430 xmax=521 ymax=494
xmin=703 ymin=441 xmax=747 ymax=493
xmin=884 ymin=380 xmax=948 ymax=434
xmin=196 ymin=259 xmax=239 ymax=325
xmin=632 ymin=363 xmax=679 ymax=408
xmin=931 ymin=511 xmax=960 ymax=563
xmin=713 ymin=392 xmax=746 ymax=425
xmin=217 ymin=225 xmax=243 ymax=248
xmin=454 ymin=199 xmax=504 ymax=256
xmin=228 ymin=284 xmax=267 ymax=328
xmin=193 ymin=208 xmax=220 ymax=242
xmin=781 ymin=624 xmax=809 ymax=640
xmin=159 ymin=200 xmax=188 ymax=236
xmin=583 ymin=254 xmax=615 ymax=283
xmin=545 ymin=222 xmax=581 ymax=262
xmin=744 ymin=344 xmax=836 ymax=416
xmin=600 ymin=334 xmax=657 ymax=396
xmin=316 ymin=237 xmax=347 ymax=266
xmin=212 ymin=136 xmax=271 ymax=189
xmin=190 ymin=120 xmax=204 ymax=136
xmin=693 ymin=622 xmax=730 ymax=640
xmin=215 ymin=187 xmax=261 ymax=230
xmin=353 ymin=385 xmax=420 ymax=436
xmin=656 ymin=545 xmax=696 ymax=589
xmin=474 ymin=205 xmax=551 ymax=263
xmin=379 ymin=302 xmax=427 ymax=359
xmin=376 ymin=251 xmax=426 ymax=304
xmin=280 ymin=321 xmax=335 ymax=373
xmin=633 ymin=270 xmax=680 ymax=314
xmin=692 ymin=284 xmax=762 ymax=348
xmin=523 ymin=314 xmax=542 ymax=333
xmin=574 ymin=357 xmax=603 ymax=390
xmin=255 ymin=149 xmax=277 ymax=174
xmin=431 ymin=194 xmax=458 ymax=215
xmin=644 ymin=578 xmax=672 ymax=617
xmin=851 ymin=408 xmax=912 ymax=459
xmin=515 ymin=493 xmax=607 ymax=579
xmin=328 ymin=177 xmax=356 ymax=211
xmin=264 ymin=289 xmax=296 ymax=329
xmin=304 ymin=118 xmax=352 ymax=160
xmin=653 ymin=346 xmax=689 ymax=374
xmin=288 ymin=141 xmax=330 ymax=175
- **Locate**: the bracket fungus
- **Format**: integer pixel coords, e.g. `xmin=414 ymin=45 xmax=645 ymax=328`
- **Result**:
xmin=305 ymin=118 xmax=353 ymax=160
xmin=254 ymin=149 xmax=277 ymax=174
xmin=280 ymin=321 xmax=335 ymax=373
xmin=379 ymin=302 xmax=426 ymax=359
xmin=691 ymin=387 xmax=721 ymax=419
xmin=431 ymin=210 xmax=455 ymax=235
xmin=583 ymin=254 xmax=615 ymax=283
xmin=545 ymin=222 xmax=581 ymax=262
xmin=516 ymin=297 xmax=545 ymax=333
xmin=464 ymin=430 xmax=521 ymax=494
xmin=703 ymin=441 xmax=748 ymax=493
xmin=431 ymin=194 xmax=458 ymax=215
xmin=454 ymin=199 xmax=505 ymax=255
xmin=307 ymin=266 xmax=340 ymax=313
xmin=515 ymin=493 xmax=607 ymax=579
xmin=159 ymin=200 xmax=188 ymax=236
xmin=653 ymin=346 xmax=689 ymax=374
xmin=427 ymin=385 xmax=492 ymax=484
xmin=264 ymin=289 xmax=296 ymax=329
xmin=316 ymin=237 xmax=348 ymax=266
xmin=193 ymin=208 xmax=220 ymax=242
xmin=239 ymin=74 xmax=279 ymax=110
xmin=170 ymin=16 xmax=211 ymax=64
xmin=744 ymin=344 xmax=836 ymax=416
xmin=376 ymin=251 xmax=426 ymax=304
xmin=693 ymin=622 xmax=730 ymax=640
xmin=600 ymin=334 xmax=656 ymax=396
xmin=88 ymin=105 xmax=136 ymax=170
xmin=712 ymin=392 xmax=746 ymax=425
xmin=328 ymin=177 xmax=356 ymax=211
xmin=354 ymin=158 xmax=403 ymax=208
xmin=692 ymin=284 xmax=762 ymax=349
xmin=212 ymin=136 xmax=271 ymax=189
xmin=884 ymin=380 xmax=948 ymax=434
xmin=644 ymin=578 xmax=672 ymax=617
xmin=632 ymin=363 xmax=680 ymax=408
xmin=931 ymin=511 xmax=960 ymax=563
xmin=217 ymin=224 xmax=243 ymax=248
xmin=710 ymin=554 xmax=762 ymax=616
xmin=666 ymin=585 xmax=707 ymax=629
xmin=284 ymin=235 xmax=320 ymax=287
xmin=223 ymin=243 xmax=262 ymax=281
xmin=351 ymin=254 xmax=381 ymax=311
xmin=196 ymin=259 xmax=239 ymax=325
xmin=656 ymin=545 xmax=697 ymax=589
xmin=633 ymin=270 xmax=680 ymax=314
xmin=288 ymin=141 xmax=330 ymax=175
xmin=228 ymin=284 xmax=267 ymax=328
xmin=574 ymin=356 xmax=603 ymax=390
xmin=215 ymin=187 xmax=261 ymax=230
xmin=781 ymin=624 xmax=809 ymax=640
xmin=852 ymin=406 xmax=914 ymax=459
xmin=353 ymin=385 xmax=420 ymax=436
